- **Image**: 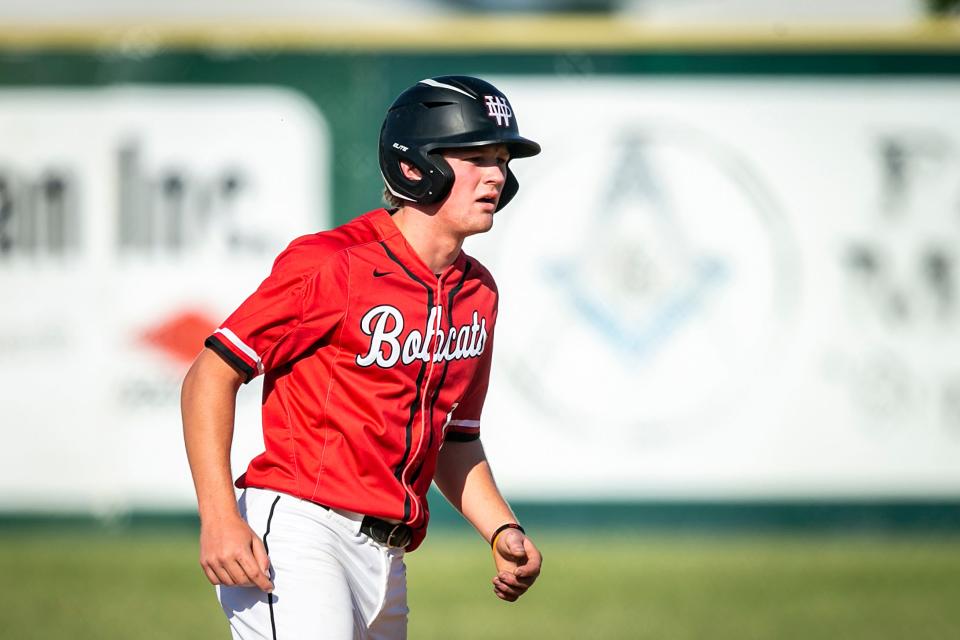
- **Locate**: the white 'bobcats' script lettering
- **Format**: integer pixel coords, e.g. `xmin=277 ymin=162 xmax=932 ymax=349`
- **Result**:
xmin=355 ymin=305 xmax=488 ymax=368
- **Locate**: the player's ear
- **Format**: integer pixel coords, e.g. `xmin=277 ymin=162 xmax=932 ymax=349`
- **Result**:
xmin=399 ymin=160 xmax=423 ymax=182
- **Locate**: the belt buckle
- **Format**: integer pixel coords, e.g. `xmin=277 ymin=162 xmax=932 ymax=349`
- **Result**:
xmin=385 ymin=523 xmax=408 ymax=548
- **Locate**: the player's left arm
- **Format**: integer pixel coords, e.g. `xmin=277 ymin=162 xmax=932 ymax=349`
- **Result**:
xmin=434 ymin=439 xmax=542 ymax=602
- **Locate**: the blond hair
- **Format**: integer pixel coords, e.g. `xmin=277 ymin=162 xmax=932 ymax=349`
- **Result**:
xmin=382 ymin=185 xmax=404 ymax=209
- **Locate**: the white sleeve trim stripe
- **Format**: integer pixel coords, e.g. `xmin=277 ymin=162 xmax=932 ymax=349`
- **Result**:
xmin=215 ymin=328 xmax=264 ymax=373
xmin=419 ymin=78 xmax=476 ymax=99
xmin=448 ymin=419 xmax=481 ymax=429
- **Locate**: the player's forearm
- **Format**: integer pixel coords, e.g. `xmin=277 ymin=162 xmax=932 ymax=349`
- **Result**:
xmin=181 ymin=349 xmax=245 ymax=523
xmin=434 ymin=440 xmax=519 ymax=543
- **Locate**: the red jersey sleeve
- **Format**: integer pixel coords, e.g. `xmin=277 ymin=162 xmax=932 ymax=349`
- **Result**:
xmin=204 ymin=238 xmax=348 ymax=382
xmin=445 ymin=306 xmax=497 ymax=442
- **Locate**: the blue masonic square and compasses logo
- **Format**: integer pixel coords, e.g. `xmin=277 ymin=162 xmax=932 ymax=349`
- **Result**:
xmin=547 ymin=138 xmax=728 ymax=362
xmin=490 ymin=126 xmax=799 ymax=437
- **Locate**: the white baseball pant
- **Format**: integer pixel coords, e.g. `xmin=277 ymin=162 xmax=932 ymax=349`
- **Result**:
xmin=217 ymin=487 xmax=408 ymax=640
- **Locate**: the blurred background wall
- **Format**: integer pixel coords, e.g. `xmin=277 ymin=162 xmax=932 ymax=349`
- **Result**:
xmin=1 ymin=0 xmax=959 ymax=528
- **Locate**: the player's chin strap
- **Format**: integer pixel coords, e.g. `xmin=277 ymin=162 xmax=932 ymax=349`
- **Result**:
xmin=490 ymin=522 xmax=525 ymax=549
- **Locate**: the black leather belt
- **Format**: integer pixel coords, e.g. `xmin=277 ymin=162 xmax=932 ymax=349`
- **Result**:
xmin=360 ymin=516 xmax=413 ymax=548
xmin=317 ymin=503 xmax=412 ymax=548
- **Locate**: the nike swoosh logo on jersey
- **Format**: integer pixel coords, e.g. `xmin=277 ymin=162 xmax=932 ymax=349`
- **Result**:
xmin=373 ymin=269 xmax=392 ymax=278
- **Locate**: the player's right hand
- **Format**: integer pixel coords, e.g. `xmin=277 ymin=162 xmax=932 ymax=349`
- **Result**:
xmin=491 ymin=529 xmax=542 ymax=602
xmin=199 ymin=515 xmax=274 ymax=593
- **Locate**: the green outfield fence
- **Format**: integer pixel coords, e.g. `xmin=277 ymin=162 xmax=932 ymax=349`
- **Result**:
xmin=3 ymin=494 xmax=960 ymax=535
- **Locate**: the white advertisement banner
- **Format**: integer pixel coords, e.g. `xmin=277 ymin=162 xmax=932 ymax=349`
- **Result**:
xmin=0 ymin=87 xmax=328 ymax=511
xmin=471 ymin=78 xmax=960 ymax=499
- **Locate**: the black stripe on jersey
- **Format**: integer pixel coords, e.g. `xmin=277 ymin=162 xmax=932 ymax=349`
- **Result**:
xmin=444 ymin=431 xmax=481 ymax=442
xmin=379 ymin=241 xmax=433 ymax=522
xmin=204 ymin=335 xmax=255 ymax=383
xmin=378 ymin=240 xmax=431 ymax=291
xmin=409 ymin=261 xmax=472 ymax=495
xmin=262 ymin=495 xmax=282 ymax=640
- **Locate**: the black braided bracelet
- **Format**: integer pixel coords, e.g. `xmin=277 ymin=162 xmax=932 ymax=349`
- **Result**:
xmin=490 ymin=522 xmax=526 ymax=547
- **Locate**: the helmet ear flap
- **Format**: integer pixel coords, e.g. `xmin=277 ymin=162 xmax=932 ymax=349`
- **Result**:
xmin=495 ymin=168 xmax=520 ymax=212
xmin=392 ymin=156 xmax=429 ymax=197
xmin=381 ymin=144 xmax=455 ymax=204
xmin=418 ymin=152 xmax=455 ymax=205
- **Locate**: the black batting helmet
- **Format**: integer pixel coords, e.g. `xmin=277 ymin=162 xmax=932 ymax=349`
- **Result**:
xmin=379 ymin=75 xmax=541 ymax=211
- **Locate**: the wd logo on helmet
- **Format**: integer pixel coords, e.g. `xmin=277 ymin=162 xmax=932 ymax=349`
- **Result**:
xmin=484 ymin=95 xmax=513 ymax=127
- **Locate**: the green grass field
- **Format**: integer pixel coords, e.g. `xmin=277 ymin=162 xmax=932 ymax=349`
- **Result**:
xmin=1 ymin=531 xmax=958 ymax=639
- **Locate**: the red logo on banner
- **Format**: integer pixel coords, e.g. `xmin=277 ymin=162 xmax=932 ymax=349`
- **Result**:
xmin=139 ymin=310 xmax=218 ymax=365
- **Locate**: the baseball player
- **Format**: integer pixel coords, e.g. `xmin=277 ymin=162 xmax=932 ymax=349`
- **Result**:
xmin=181 ymin=75 xmax=542 ymax=639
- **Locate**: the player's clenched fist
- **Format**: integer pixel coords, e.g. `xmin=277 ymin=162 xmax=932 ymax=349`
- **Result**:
xmin=491 ymin=528 xmax=542 ymax=602
xmin=199 ymin=515 xmax=274 ymax=593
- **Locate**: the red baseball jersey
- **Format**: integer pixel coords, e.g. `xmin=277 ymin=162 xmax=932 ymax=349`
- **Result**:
xmin=204 ymin=208 xmax=498 ymax=551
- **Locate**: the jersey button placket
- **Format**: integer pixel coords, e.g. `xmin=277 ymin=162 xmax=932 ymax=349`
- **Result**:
xmin=416 ymin=277 xmax=444 ymax=525
xmin=403 ymin=276 xmax=444 ymax=528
